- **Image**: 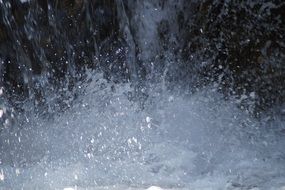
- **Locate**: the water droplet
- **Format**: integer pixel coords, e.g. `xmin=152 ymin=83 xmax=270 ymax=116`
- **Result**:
xmin=0 ymin=109 xmax=3 ymax=118
xmin=0 ymin=169 xmax=4 ymax=181
xmin=146 ymin=116 xmax=151 ymax=123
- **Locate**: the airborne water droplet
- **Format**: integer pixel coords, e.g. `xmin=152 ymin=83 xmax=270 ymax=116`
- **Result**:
xmin=0 ymin=169 xmax=4 ymax=181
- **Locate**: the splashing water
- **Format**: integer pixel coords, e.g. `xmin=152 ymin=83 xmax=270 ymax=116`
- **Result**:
xmin=0 ymin=71 xmax=284 ymax=190
xmin=0 ymin=0 xmax=285 ymax=189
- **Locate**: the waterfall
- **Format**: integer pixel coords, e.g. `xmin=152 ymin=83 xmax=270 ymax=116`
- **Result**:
xmin=115 ymin=0 xmax=138 ymax=82
xmin=0 ymin=1 xmax=284 ymax=189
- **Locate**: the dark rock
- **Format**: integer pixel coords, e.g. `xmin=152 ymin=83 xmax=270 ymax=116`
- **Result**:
xmin=179 ymin=1 xmax=285 ymax=115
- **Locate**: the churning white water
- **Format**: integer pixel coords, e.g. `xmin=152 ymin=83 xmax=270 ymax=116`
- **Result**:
xmin=0 ymin=72 xmax=285 ymax=190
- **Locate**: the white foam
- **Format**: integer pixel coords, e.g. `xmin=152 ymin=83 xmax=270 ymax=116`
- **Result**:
xmin=0 ymin=73 xmax=284 ymax=189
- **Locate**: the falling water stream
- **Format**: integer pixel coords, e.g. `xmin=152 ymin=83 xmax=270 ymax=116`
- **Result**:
xmin=0 ymin=0 xmax=285 ymax=189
